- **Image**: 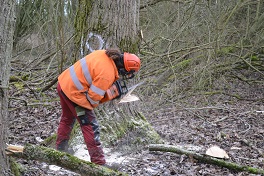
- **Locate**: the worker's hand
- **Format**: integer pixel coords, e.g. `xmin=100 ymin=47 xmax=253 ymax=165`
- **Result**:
xmin=100 ymin=80 xmax=128 ymax=103
xmin=104 ymin=82 xmax=122 ymax=101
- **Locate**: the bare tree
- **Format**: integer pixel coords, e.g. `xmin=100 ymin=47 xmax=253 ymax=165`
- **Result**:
xmin=0 ymin=0 xmax=16 ymax=175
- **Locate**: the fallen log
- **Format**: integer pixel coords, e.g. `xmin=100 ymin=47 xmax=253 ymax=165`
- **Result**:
xmin=6 ymin=144 xmax=127 ymax=176
xmin=149 ymin=144 xmax=264 ymax=175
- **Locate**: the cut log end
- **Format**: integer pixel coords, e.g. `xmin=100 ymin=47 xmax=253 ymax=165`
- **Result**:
xmin=5 ymin=144 xmax=24 ymax=155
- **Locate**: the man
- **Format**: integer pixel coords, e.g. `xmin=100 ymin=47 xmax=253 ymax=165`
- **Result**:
xmin=56 ymin=48 xmax=141 ymax=166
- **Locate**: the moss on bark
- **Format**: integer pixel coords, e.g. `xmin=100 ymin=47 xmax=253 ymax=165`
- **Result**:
xmin=10 ymin=157 xmax=24 ymax=176
xmin=7 ymin=144 xmax=128 ymax=176
xmin=99 ymin=108 xmax=162 ymax=148
xmin=149 ymin=144 xmax=264 ymax=175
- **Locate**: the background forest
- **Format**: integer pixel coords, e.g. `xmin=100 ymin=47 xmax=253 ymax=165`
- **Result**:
xmin=3 ymin=0 xmax=264 ymax=175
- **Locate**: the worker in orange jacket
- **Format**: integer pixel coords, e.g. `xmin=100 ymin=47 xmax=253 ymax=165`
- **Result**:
xmin=56 ymin=48 xmax=141 ymax=165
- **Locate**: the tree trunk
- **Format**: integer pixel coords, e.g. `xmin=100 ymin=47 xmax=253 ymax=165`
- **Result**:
xmin=89 ymin=0 xmax=140 ymax=52
xmin=76 ymin=0 xmax=141 ymax=57
xmin=69 ymin=0 xmax=161 ymax=151
xmin=149 ymin=144 xmax=264 ymax=175
xmin=0 ymin=0 xmax=15 ymax=175
xmin=6 ymin=144 xmax=127 ymax=176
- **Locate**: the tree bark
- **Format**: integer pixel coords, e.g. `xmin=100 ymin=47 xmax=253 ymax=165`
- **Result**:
xmin=78 ymin=0 xmax=141 ymax=55
xmin=6 ymin=144 xmax=128 ymax=176
xmin=149 ymin=144 xmax=264 ymax=175
xmin=0 ymin=0 xmax=15 ymax=175
xmin=93 ymin=0 xmax=140 ymax=51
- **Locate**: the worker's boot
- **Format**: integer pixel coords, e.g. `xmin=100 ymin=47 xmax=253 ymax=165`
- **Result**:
xmin=88 ymin=147 xmax=106 ymax=165
xmin=57 ymin=139 xmax=74 ymax=155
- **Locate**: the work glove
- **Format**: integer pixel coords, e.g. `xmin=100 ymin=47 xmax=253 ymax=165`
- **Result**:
xmin=100 ymin=80 xmax=128 ymax=103
xmin=104 ymin=80 xmax=125 ymax=101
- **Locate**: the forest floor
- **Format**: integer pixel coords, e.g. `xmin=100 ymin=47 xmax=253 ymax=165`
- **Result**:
xmin=8 ymin=83 xmax=264 ymax=176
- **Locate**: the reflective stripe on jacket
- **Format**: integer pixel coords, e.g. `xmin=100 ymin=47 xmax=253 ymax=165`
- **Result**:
xmin=58 ymin=50 xmax=119 ymax=110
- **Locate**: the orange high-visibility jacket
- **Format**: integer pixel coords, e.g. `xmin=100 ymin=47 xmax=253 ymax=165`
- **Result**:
xmin=58 ymin=50 xmax=120 ymax=110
